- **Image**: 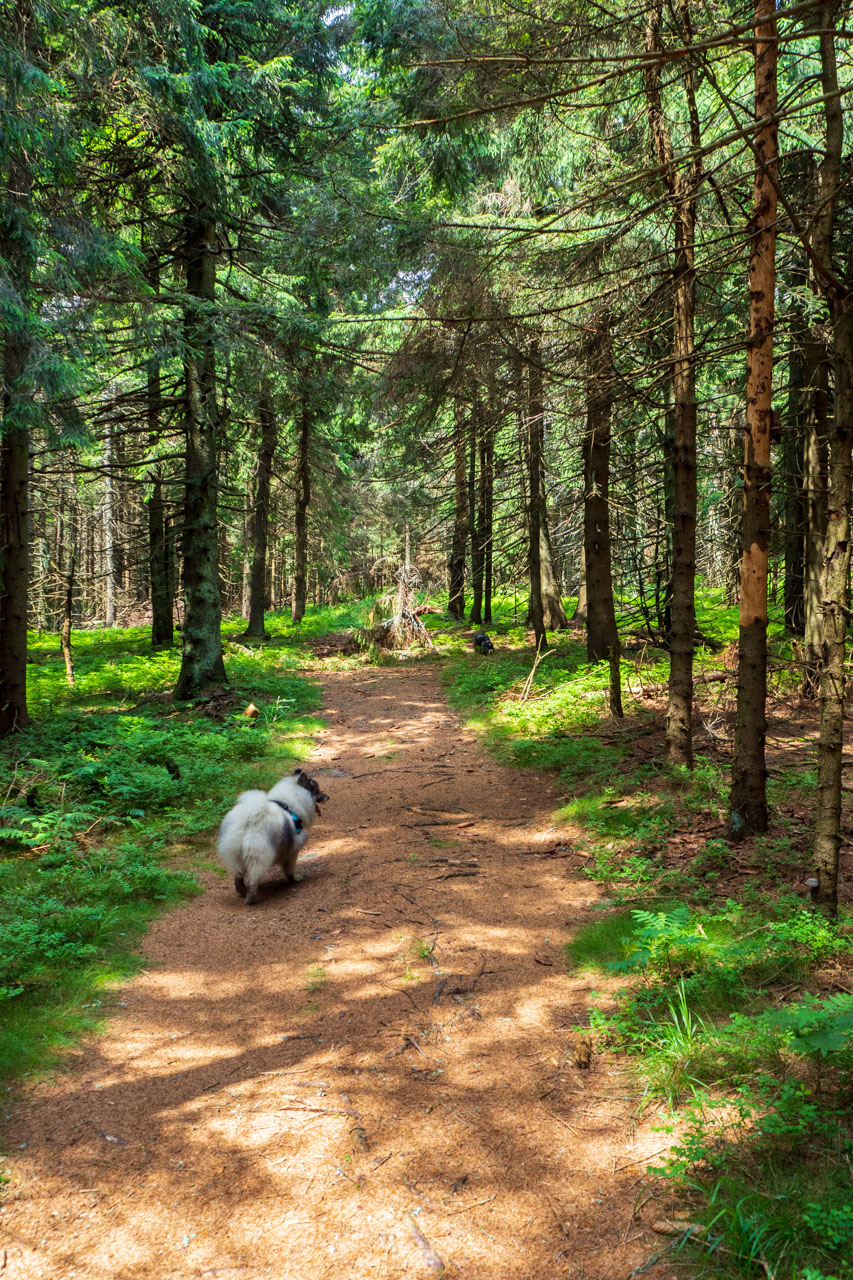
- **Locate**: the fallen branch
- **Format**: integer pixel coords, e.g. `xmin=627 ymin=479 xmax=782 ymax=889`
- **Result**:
xmin=406 ymin=1213 xmax=445 ymax=1273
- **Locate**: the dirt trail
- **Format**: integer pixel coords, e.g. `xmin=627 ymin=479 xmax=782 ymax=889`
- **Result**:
xmin=1 ymin=666 xmax=673 ymax=1280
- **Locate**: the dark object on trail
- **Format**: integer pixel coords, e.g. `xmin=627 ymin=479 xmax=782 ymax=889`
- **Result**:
xmin=473 ymin=632 xmax=495 ymax=655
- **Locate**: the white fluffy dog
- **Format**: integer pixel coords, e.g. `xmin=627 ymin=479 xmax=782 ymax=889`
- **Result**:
xmin=217 ymin=769 xmax=329 ymax=905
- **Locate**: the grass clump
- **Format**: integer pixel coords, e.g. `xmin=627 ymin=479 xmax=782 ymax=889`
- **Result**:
xmin=569 ymin=902 xmax=853 ymax=1279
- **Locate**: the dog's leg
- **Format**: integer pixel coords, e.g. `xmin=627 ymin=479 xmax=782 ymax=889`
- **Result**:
xmin=234 ymin=873 xmax=247 ymax=897
xmin=243 ymin=868 xmax=263 ymax=906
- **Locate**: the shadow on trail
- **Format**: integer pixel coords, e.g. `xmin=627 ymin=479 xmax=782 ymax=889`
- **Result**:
xmin=5 ymin=666 xmax=657 ymax=1280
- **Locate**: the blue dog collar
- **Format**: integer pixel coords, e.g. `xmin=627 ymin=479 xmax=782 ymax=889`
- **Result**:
xmin=271 ymin=799 xmax=303 ymax=832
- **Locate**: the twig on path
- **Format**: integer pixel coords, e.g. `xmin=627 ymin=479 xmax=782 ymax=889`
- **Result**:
xmin=447 ymin=1194 xmax=496 ymax=1214
xmin=271 ymin=1104 xmax=359 ymax=1117
xmin=404 ymin=819 xmax=477 ymax=829
xmin=430 ymin=868 xmax=480 ymax=880
xmin=624 ymin=1229 xmax=701 ymax=1279
xmin=538 ymin=1101 xmax=580 ymax=1136
xmin=350 ymin=766 xmax=453 ymax=779
xmin=612 ymin=1145 xmax=673 ymax=1174
xmin=405 ymin=1212 xmax=445 ymax=1273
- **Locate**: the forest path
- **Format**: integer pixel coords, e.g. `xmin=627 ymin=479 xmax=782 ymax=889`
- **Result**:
xmin=2 ymin=664 xmax=672 ymax=1280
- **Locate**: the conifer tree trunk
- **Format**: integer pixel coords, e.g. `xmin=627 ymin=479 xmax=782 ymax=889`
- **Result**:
xmin=784 ymin=268 xmax=806 ymax=635
xmin=0 ymin=331 xmax=30 ymax=734
xmin=0 ymin=3 xmax=34 ymax=735
xmin=526 ymin=342 xmax=547 ymax=651
xmin=292 ymin=389 xmax=311 ymax=625
xmin=174 ymin=214 xmax=227 ymax=699
xmin=539 ymin=521 xmax=567 ymax=631
xmin=104 ymin=422 xmax=118 ymax=627
xmin=60 ymin=533 xmax=76 ymax=689
xmin=573 ymin=543 xmax=588 ymax=623
xmin=814 ymin=306 xmax=852 ymax=915
xmin=730 ymin=0 xmax=777 ymax=837
xmin=811 ymin=0 xmax=848 ymax=916
xmin=583 ymin=316 xmax=618 ymax=664
xmin=243 ymin=389 xmax=277 ymax=638
xmin=483 ymin=416 xmax=495 ymax=624
xmin=145 ymin=249 xmax=173 ymax=647
xmin=644 ymin=0 xmax=699 ymax=766
xmin=524 ymin=343 xmax=567 ymax=632
xmin=801 ymin=335 xmax=829 ymax=693
xmin=469 ymin=407 xmax=485 ymax=626
xmin=447 ymin=405 xmax=468 ymax=619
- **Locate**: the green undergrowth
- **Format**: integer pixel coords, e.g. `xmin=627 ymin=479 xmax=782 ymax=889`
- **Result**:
xmin=1 ymin=625 xmax=321 ymax=1085
xmin=222 ymin=598 xmax=379 ymax=654
xmin=569 ymin=901 xmax=853 ymax=1279
xmin=439 ymin=586 xmax=844 ymax=1279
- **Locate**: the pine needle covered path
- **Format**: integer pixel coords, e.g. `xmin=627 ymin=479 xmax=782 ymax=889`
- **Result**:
xmin=2 ymin=666 xmax=672 ymax=1280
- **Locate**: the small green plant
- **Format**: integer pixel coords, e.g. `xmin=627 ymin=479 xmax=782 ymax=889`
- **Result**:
xmin=609 ymin=907 xmax=706 ymax=976
xmin=305 ymin=965 xmax=327 ymax=993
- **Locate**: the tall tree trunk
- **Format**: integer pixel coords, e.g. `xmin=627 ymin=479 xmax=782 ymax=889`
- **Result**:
xmin=174 ymin=213 xmax=227 ymax=699
xmin=243 ymin=388 xmax=277 ymax=638
xmin=147 ymin=271 xmax=173 ymax=647
xmin=784 ymin=268 xmax=806 ymax=635
xmin=469 ymin=407 xmax=485 ymax=626
xmin=447 ymin=404 xmax=468 ymax=619
xmin=811 ymin=0 xmax=848 ymax=917
xmin=526 ymin=342 xmax=547 ymax=651
xmin=539 ymin=520 xmax=567 ymax=630
xmin=60 ymin=538 xmax=76 ymax=689
xmin=801 ymin=328 xmax=830 ymax=694
xmin=730 ymin=0 xmax=777 ymax=837
xmin=573 ymin=542 xmax=587 ymax=623
xmin=0 ymin=331 xmax=30 ymax=734
xmin=583 ymin=316 xmax=619 ymax=665
xmin=525 ymin=345 xmax=567 ymax=632
xmin=483 ymin=415 xmax=495 ymax=625
xmin=0 ymin=9 xmax=33 ymax=736
xmin=292 ymin=388 xmax=311 ymax=624
xmin=103 ymin=421 xmax=118 ymax=626
xmin=645 ymin=0 xmax=699 ymax=766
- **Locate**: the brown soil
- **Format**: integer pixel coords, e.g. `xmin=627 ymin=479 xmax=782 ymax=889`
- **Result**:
xmin=1 ymin=666 xmax=676 ymax=1280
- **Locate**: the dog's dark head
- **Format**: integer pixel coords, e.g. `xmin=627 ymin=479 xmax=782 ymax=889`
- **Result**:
xmin=293 ymin=768 xmax=330 ymax=813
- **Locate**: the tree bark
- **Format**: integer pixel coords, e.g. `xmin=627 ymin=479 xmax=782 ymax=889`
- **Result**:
xmin=292 ymin=387 xmax=311 ymax=624
xmin=784 ymin=266 xmax=806 ymax=635
xmin=0 ymin=4 xmax=34 ymax=735
xmin=447 ymin=404 xmax=468 ymax=619
xmin=811 ymin=0 xmax=848 ymax=917
xmin=0 ymin=333 xmax=30 ymax=734
xmin=583 ymin=316 xmax=619 ymax=666
xmin=573 ymin=542 xmax=588 ymax=623
xmin=145 ymin=251 xmax=174 ymax=648
xmin=469 ymin=406 xmax=485 ymax=627
xmin=525 ymin=345 xmax=567 ymax=632
xmin=174 ymin=213 xmax=227 ymax=699
xmin=103 ymin=421 xmax=118 ymax=626
xmin=801 ymin=322 xmax=830 ymax=694
xmin=483 ymin=414 xmax=495 ymax=625
xmin=243 ymin=388 xmax=277 ymax=638
xmin=526 ymin=342 xmax=547 ymax=651
xmin=730 ymin=0 xmax=777 ymax=837
xmin=60 ymin=542 xmax=76 ymax=689
xmin=644 ymin=0 xmax=699 ymax=767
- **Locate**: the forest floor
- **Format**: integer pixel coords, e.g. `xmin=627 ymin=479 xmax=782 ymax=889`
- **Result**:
xmin=0 ymin=661 xmax=680 ymax=1280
